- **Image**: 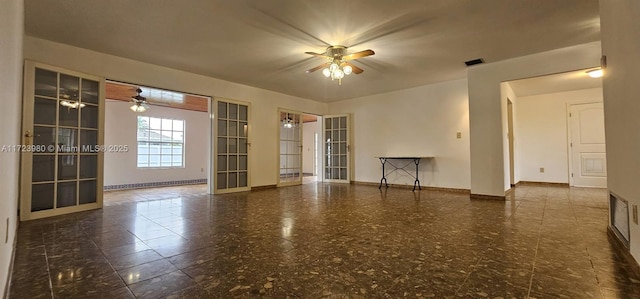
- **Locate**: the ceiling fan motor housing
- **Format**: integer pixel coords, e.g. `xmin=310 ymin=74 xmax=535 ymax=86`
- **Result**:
xmin=326 ymin=45 xmax=348 ymax=59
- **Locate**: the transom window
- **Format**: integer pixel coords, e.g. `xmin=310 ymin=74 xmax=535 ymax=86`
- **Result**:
xmin=137 ymin=116 xmax=184 ymax=168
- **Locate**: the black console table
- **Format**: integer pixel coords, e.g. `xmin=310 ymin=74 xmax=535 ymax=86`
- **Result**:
xmin=376 ymin=157 xmax=432 ymax=191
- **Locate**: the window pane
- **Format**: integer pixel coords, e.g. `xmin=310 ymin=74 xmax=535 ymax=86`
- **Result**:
xmin=172 ymin=131 xmax=183 ymax=142
xmin=161 ymin=145 xmax=173 ymax=154
xmin=161 ymin=118 xmax=173 ymax=130
xmin=218 ymin=102 xmax=227 ymax=119
xmin=229 ymin=104 xmax=238 ymax=120
xmin=149 ymin=117 xmax=161 ymax=129
xmin=172 ymin=145 xmax=183 ymax=155
xmin=161 ymin=155 xmax=172 ymax=166
xmin=138 ymin=143 xmax=149 ymax=155
xmin=161 ymin=131 xmax=173 ymax=142
xmin=173 ymin=120 xmax=184 ymax=131
xmin=239 ymin=105 xmax=248 ymax=121
xmin=149 ymin=155 xmax=161 ymax=167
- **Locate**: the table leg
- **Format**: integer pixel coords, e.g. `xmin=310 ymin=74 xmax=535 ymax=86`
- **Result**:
xmin=379 ymin=158 xmax=388 ymax=189
xmin=413 ymin=158 xmax=421 ymax=192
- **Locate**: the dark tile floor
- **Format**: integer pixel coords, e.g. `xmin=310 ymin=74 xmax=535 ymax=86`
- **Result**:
xmin=8 ymin=183 xmax=640 ymax=298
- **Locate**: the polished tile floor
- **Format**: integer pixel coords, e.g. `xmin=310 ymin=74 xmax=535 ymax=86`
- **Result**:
xmin=9 ymin=183 xmax=640 ymax=298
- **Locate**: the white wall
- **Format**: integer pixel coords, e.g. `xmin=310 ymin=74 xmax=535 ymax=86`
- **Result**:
xmin=328 ymin=79 xmax=470 ymax=190
xmin=468 ymin=42 xmax=601 ymax=196
xmin=104 ymin=101 xmax=209 ymax=186
xmin=302 ymin=120 xmax=320 ymax=175
xmin=0 ymin=0 xmax=22 ymax=296
xmin=24 ymin=36 xmax=328 ymax=188
xmin=600 ymin=0 xmax=640 ymax=263
xmin=515 ymin=88 xmax=603 ymax=184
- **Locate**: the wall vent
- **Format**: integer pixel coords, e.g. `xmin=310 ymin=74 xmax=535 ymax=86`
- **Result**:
xmin=610 ymin=192 xmax=630 ymax=247
xmin=464 ymin=58 xmax=485 ymax=66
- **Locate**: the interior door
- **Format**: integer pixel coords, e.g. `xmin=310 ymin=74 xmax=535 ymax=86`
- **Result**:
xmin=214 ymin=99 xmax=250 ymax=194
xmin=278 ymin=110 xmax=303 ymax=186
xmin=569 ymin=102 xmax=607 ymax=187
xmin=323 ymin=114 xmax=350 ymax=183
xmin=20 ymin=61 xmax=104 ymax=221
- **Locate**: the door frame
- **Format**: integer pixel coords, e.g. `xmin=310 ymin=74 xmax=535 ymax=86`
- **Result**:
xmin=566 ymin=101 xmax=606 ymax=187
xmin=212 ymin=97 xmax=252 ymax=194
xmin=20 ymin=60 xmax=105 ymax=221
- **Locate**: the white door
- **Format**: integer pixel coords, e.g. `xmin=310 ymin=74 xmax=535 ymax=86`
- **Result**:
xmin=21 ymin=61 xmax=104 ymax=221
xmin=569 ymin=103 xmax=607 ymax=187
xmin=278 ymin=110 xmax=303 ymax=186
xmin=323 ymin=114 xmax=350 ymax=183
xmin=214 ymin=99 xmax=251 ymax=194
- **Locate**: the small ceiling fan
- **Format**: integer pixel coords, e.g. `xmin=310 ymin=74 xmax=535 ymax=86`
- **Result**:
xmin=305 ymin=45 xmax=375 ymax=85
xmin=130 ymin=88 xmax=150 ymax=112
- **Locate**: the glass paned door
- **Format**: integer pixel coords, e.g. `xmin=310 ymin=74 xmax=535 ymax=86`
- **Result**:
xmin=278 ymin=111 xmax=302 ymax=186
xmin=215 ymin=99 xmax=250 ymax=194
xmin=21 ymin=61 xmax=103 ymax=221
xmin=323 ymin=115 xmax=350 ymax=182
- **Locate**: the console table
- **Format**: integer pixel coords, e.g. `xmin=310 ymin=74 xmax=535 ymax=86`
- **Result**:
xmin=376 ymin=157 xmax=433 ymax=191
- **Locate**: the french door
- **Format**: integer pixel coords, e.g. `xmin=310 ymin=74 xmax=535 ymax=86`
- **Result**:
xmin=21 ymin=61 xmax=104 ymax=221
xmin=278 ymin=110 xmax=303 ymax=186
xmin=323 ymin=114 xmax=350 ymax=183
xmin=214 ymin=98 xmax=251 ymax=194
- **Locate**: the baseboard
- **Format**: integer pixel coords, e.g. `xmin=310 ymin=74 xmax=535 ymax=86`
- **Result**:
xmin=3 ymin=219 xmax=18 ymax=299
xmin=516 ymin=181 xmax=570 ymax=187
xmin=353 ymin=181 xmax=470 ymax=193
xmin=607 ymin=226 xmax=640 ymax=278
xmin=470 ymin=193 xmax=506 ymax=201
xmin=104 ymin=179 xmax=207 ymax=191
xmin=251 ymin=184 xmax=277 ymax=190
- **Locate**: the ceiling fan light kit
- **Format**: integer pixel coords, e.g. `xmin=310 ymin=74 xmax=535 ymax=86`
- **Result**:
xmin=130 ymin=88 xmax=150 ymax=113
xmin=305 ymin=45 xmax=374 ymax=85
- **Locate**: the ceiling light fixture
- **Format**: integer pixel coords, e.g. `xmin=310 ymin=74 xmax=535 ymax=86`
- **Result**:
xmin=283 ymin=114 xmax=294 ymax=128
xmin=130 ymin=88 xmax=150 ymax=113
xmin=587 ymin=68 xmax=603 ymax=78
xmin=305 ymin=46 xmax=374 ymax=85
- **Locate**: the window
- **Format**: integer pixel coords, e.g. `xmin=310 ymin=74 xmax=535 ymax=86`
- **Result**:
xmin=137 ymin=116 xmax=184 ymax=168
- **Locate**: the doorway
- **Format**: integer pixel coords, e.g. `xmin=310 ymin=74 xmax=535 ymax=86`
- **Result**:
xmin=277 ymin=111 xmax=323 ymax=186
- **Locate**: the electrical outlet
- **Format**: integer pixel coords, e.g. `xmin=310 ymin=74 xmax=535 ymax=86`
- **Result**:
xmin=633 ymin=205 xmax=638 ymax=225
xmin=456 ymin=132 xmax=462 ymax=139
xmin=539 ymin=167 xmax=544 ymax=173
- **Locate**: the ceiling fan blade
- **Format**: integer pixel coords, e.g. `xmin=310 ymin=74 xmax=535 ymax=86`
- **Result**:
xmin=306 ymin=63 xmax=328 ymax=73
xmin=343 ymin=62 xmax=364 ymax=74
xmin=343 ymin=49 xmax=375 ymax=61
xmin=305 ymin=51 xmax=329 ymax=58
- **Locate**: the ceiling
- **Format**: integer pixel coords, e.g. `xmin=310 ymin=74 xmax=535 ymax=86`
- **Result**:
xmin=24 ymin=0 xmax=600 ymax=102
xmin=508 ymin=68 xmax=603 ymax=97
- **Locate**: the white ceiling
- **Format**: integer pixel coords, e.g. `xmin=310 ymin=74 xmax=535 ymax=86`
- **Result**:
xmin=24 ymin=0 xmax=601 ymax=102
xmin=508 ymin=69 xmax=603 ymax=97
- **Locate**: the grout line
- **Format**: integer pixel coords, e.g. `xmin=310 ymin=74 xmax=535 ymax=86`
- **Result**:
xmin=41 ymin=234 xmax=55 ymax=299
xmin=526 ymin=193 xmax=546 ymax=298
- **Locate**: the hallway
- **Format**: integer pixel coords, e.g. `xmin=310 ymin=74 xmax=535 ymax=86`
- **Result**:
xmin=9 ymin=184 xmax=639 ymax=298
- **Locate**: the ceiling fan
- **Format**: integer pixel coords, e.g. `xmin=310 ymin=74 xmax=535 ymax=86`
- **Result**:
xmin=305 ymin=45 xmax=375 ymax=85
xmin=130 ymin=88 xmax=150 ymax=112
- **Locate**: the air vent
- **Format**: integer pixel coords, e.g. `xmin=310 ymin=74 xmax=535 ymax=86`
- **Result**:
xmin=610 ymin=192 xmax=630 ymax=247
xmin=464 ymin=58 xmax=485 ymax=67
